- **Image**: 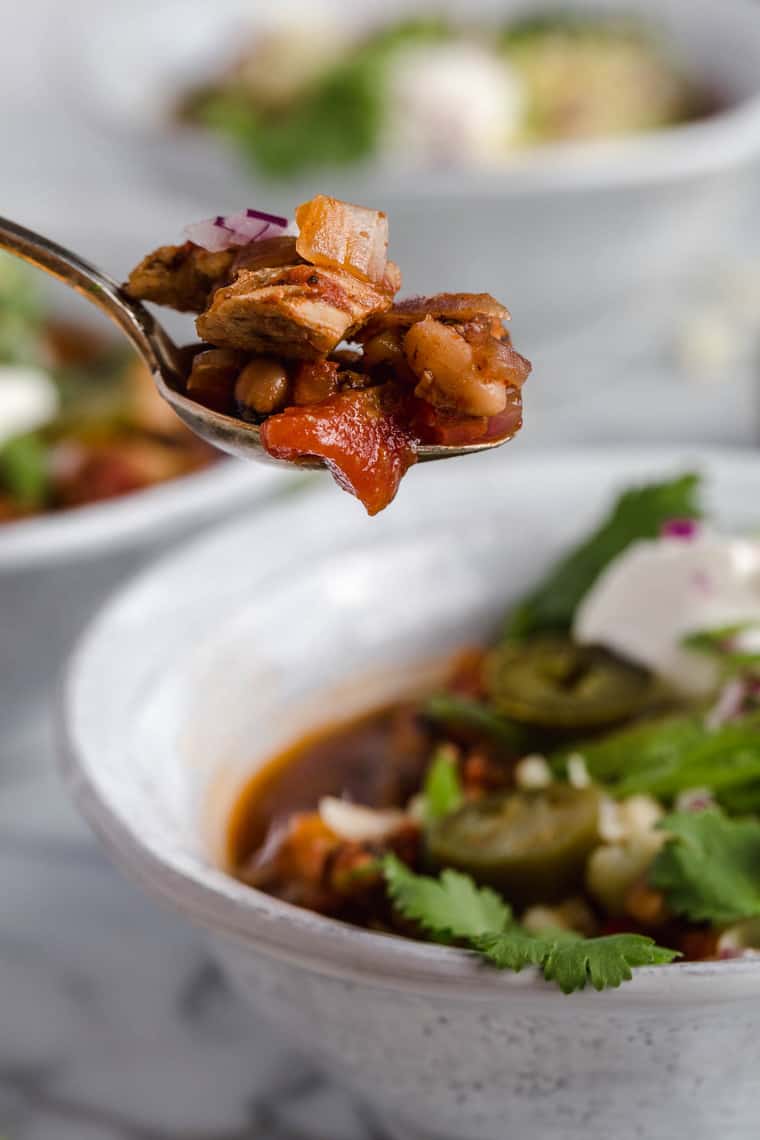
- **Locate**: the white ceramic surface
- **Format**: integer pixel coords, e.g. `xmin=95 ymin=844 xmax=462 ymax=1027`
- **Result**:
xmin=0 ymin=457 xmax=295 ymax=779
xmin=54 ymin=0 xmax=760 ymax=345
xmin=63 ymin=446 xmax=760 ymax=1140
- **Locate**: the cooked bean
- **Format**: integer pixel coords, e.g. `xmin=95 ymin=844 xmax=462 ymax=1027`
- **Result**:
xmin=291 ymin=360 xmax=340 ymax=406
xmin=234 ymin=358 xmax=291 ymax=420
xmin=186 ymin=348 xmax=246 ymax=413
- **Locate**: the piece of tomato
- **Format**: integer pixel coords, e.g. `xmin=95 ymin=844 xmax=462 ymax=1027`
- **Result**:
xmin=261 ymin=385 xmax=417 ymax=515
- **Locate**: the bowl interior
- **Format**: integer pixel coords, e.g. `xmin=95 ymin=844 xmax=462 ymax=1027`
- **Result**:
xmin=63 ymin=446 xmax=760 ymax=981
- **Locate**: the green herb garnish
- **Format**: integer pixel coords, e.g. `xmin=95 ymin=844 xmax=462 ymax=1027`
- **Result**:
xmin=650 ymin=809 xmax=760 ymax=925
xmin=201 ymin=19 xmax=449 ymax=179
xmin=424 ymin=693 xmax=529 ymax=752
xmin=383 ymin=853 xmax=510 ymax=940
xmin=476 ymin=929 xmax=677 ymax=993
xmin=0 ymin=252 xmax=46 ymax=366
xmin=422 ymin=747 xmax=463 ymax=823
xmin=552 ymin=710 xmax=760 ymax=808
xmin=0 ymin=433 xmax=49 ymax=508
xmin=683 ymin=624 xmax=760 ymax=673
xmin=383 ymin=855 xmax=679 ymax=992
xmin=506 ymin=473 xmax=702 ymax=638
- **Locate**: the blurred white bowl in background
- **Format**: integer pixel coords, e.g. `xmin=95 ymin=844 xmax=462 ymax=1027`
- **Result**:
xmin=0 ymin=454 xmax=295 ymax=784
xmin=52 ymin=0 xmax=760 ymax=350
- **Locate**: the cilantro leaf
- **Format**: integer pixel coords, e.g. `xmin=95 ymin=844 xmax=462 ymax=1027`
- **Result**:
xmin=552 ymin=710 xmax=760 ymax=806
xmin=683 ymin=624 xmax=760 ymax=673
xmin=201 ymin=19 xmax=449 ymax=179
xmin=474 ymin=926 xmax=576 ymax=971
xmin=506 ymin=473 xmax=702 ymax=638
xmin=0 ymin=433 xmax=49 ymax=508
xmin=650 ymin=810 xmax=760 ymax=924
xmin=477 ymin=930 xmax=678 ymax=993
xmin=203 ymin=64 xmax=381 ymax=179
xmin=0 ymin=252 xmax=45 ymax=366
xmin=715 ymin=782 xmax=760 ymax=816
xmin=382 ymin=858 xmax=678 ymax=992
xmin=382 ymin=854 xmax=511 ymax=940
xmin=422 ymin=747 xmax=463 ymax=823
xmin=552 ymin=713 xmax=704 ymax=784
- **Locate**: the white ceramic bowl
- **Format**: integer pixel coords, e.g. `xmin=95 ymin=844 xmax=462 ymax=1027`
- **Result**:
xmin=53 ymin=0 xmax=760 ymax=347
xmin=62 ymin=446 xmax=760 ymax=1140
xmin=0 ymin=458 xmax=295 ymax=779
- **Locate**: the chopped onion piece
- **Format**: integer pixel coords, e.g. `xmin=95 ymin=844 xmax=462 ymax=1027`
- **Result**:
xmin=318 ymin=797 xmax=407 ymax=842
xmin=674 ymin=787 xmax=716 ymax=813
xmin=0 ymin=365 xmax=59 ymax=446
xmin=184 ymin=209 xmax=289 ymax=252
xmin=733 ymin=625 xmax=760 ymax=654
xmin=567 ymin=753 xmax=591 ymax=789
xmin=661 ymin=518 xmax=700 ymax=540
xmin=704 ymin=677 xmax=747 ymax=730
xmin=514 ymin=754 xmax=552 ymax=790
xmin=717 ymin=918 xmax=760 ymax=959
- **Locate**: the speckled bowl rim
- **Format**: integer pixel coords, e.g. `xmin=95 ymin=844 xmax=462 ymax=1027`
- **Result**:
xmin=61 ymin=446 xmax=760 ymax=1001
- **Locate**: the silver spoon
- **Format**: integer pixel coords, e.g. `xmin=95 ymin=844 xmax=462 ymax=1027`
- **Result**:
xmin=0 ymin=217 xmax=515 ymax=467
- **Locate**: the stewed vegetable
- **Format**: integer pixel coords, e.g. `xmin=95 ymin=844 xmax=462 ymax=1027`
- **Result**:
xmin=126 ymin=193 xmax=531 ymax=514
xmin=226 ymin=473 xmax=760 ymax=992
xmin=0 ymin=255 xmax=216 ymax=523
xmin=426 ymin=785 xmax=601 ymax=904
xmin=484 ymin=636 xmax=666 ymax=729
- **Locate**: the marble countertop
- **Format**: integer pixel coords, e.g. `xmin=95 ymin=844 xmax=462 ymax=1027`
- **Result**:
xmin=0 ymin=774 xmax=390 ymax=1140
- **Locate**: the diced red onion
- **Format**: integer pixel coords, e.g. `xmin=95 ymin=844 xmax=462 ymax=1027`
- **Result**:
xmin=704 ymin=677 xmax=747 ymax=730
xmin=718 ymin=944 xmax=760 ymax=960
xmin=661 ymin=518 xmax=699 ymax=540
xmin=674 ymin=787 xmax=716 ymax=813
xmin=183 ymin=208 xmax=289 ymax=252
xmin=183 ymin=215 xmax=235 ymax=252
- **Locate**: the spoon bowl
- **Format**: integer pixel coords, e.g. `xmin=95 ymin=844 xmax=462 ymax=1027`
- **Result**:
xmin=0 ymin=217 xmax=517 ymax=468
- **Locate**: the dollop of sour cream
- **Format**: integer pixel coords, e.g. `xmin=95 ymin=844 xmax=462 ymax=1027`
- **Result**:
xmin=384 ymin=42 xmax=523 ymax=165
xmin=0 ymin=365 xmax=59 ymax=447
xmin=574 ymin=531 xmax=760 ymax=695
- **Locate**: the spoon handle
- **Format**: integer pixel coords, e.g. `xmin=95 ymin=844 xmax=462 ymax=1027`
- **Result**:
xmin=0 ymin=216 xmax=184 ymax=383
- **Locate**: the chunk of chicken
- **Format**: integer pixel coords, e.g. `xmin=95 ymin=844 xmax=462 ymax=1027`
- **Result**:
xmin=295 ymin=195 xmax=392 ymax=287
xmin=359 ymin=292 xmax=510 ymax=340
xmin=230 ymin=235 xmax=302 ymax=274
xmin=125 ymin=242 xmax=236 ymax=313
xmin=196 ymin=264 xmax=393 ymax=358
xmin=380 ymin=261 xmax=403 ymax=297
xmin=404 ymin=316 xmax=530 ymax=417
